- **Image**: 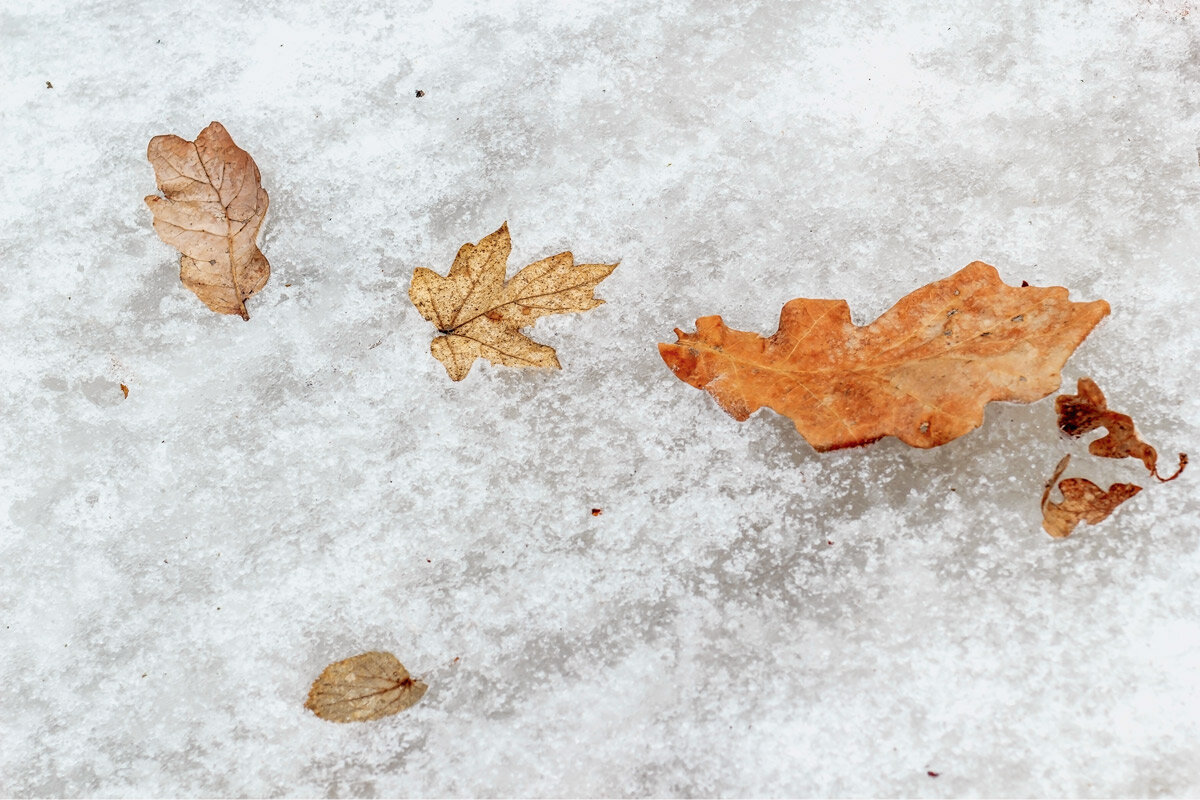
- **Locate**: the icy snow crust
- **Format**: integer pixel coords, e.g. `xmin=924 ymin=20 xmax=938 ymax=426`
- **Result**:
xmin=2 ymin=0 xmax=1199 ymax=796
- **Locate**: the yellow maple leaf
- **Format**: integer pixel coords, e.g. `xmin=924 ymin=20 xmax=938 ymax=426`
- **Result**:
xmin=409 ymin=224 xmax=617 ymax=381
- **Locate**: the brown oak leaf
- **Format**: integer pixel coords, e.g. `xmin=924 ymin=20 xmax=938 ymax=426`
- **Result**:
xmin=1041 ymin=455 xmax=1142 ymax=538
xmin=305 ymin=651 xmax=427 ymax=723
xmin=1056 ymin=377 xmax=1186 ymax=482
xmin=409 ymin=223 xmax=617 ymax=381
xmin=145 ymin=121 xmax=270 ymax=320
xmin=658 ymin=262 xmax=1109 ymax=452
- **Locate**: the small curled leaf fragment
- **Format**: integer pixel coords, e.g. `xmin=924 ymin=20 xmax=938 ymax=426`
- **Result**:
xmin=1056 ymin=378 xmax=1187 ymax=482
xmin=120 ymin=383 xmax=129 ymax=398
xmin=305 ymin=651 xmax=427 ymax=723
xmin=1040 ymin=455 xmax=1142 ymax=538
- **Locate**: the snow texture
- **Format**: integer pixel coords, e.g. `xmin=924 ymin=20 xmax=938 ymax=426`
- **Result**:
xmin=2 ymin=0 xmax=1199 ymax=796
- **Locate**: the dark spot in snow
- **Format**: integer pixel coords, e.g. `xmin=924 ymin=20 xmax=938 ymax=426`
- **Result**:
xmin=416 ymin=89 xmax=425 ymax=97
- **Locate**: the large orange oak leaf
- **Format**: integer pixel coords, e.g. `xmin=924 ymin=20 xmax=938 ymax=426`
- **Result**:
xmin=659 ymin=263 xmax=1109 ymax=451
xmin=409 ymin=223 xmax=617 ymax=381
xmin=145 ymin=121 xmax=270 ymax=320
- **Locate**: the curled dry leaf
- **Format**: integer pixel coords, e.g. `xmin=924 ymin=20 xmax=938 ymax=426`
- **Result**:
xmin=409 ymin=223 xmax=618 ymax=381
xmin=659 ymin=262 xmax=1109 ymax=451
xmin=305 ymin=651 xmax=427 ymax=723
xmin=1041 ymin=455 xmax=1142 ymax=538
xmin=1056 ymin=377 xmax=1186 ymax=482
xmin=144 ymin=121 xmax=270 ymax=320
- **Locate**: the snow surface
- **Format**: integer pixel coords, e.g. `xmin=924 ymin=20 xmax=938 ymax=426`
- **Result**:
xmin=2 ymin=0 xmax=1200 ymax=796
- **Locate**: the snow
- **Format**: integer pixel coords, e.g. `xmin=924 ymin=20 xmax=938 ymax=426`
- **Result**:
xmin=2 ymin=0 xmax=1199 ymax=795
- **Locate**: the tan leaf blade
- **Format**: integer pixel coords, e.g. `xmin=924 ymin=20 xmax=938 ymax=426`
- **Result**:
xmin=144 ymin=121 xmax=270 ymax=320
xmin=305 ymin=651 xmax=427 ymax=723
xmin=1040 ymin=455 xmax=1142 ymax=538
xmin=409 ymin=223 xmax=618 ymax=381
xmin=1056 ymin=377 xmax=1187 ymax=482
xmin=659 ymin=262 xmax=1109 ymax=451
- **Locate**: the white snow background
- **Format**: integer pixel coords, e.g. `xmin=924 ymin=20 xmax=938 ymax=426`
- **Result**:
xmin=2 ymin=0 xmax=1199 ymax=796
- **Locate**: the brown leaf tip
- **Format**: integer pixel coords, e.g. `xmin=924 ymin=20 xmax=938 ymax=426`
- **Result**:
xmin=119 ymin=383 xmax=129 ymax=399
xmin=305 ymin=651 xmax=428 ymax=723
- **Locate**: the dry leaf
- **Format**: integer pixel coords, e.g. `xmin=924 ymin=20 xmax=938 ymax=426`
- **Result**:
xmin=1056 ymin=377 xmax=1186 ymax=482
xmin=659 ymin=262 xmax=1108 ymax=451
xmin=119 ymin=383 xmax=129 ymax=399
xmin=305 ymin=651 xmax=427 ymax=723
xmin=145 ymin=121 xmax=270 ymax=320
xmin=1041 ymin=455 xmax=1142 ymax=538
xmin=409 ymin=223 xmax=617 ymax=381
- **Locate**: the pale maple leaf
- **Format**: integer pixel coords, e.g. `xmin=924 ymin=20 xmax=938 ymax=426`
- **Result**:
xmin=409 ymin=224 xmax=617 ymax=381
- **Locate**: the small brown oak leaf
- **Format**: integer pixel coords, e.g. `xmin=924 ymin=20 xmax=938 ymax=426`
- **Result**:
xmin=1041 ymin=455 xmax=1142 ymax=538
xmin=305 ymin=651 xmax=427 ymax=723
xmin=144 ymin=121 xmax=270 ymax=320
xmin=1056 ymin=377 xmax=1186 ymax=482
xmin=660 ymin=262 xmax=1109 ymax=451
xmin=409 ymin=223 xmax=618 ymax=381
